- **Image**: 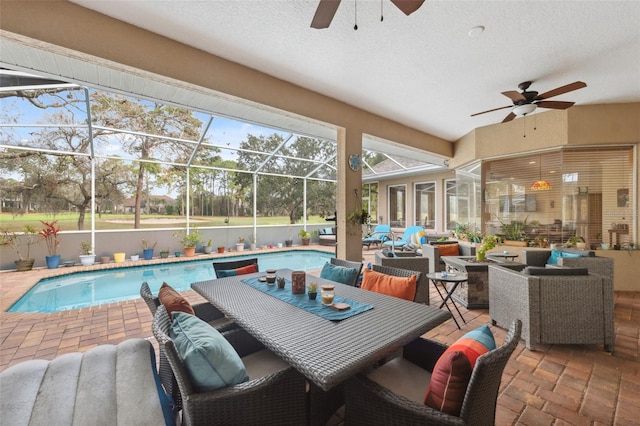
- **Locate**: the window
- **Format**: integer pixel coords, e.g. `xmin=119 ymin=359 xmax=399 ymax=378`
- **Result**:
xmin=388 ymin=185 xmax=406 ymax=228
xmin=363 ymin=182 xmax=379 ymax=223
xmin=415 ymin=182 xmax=435 ymax=229
xmin=445 ymin=179 xmax=458 ymax=231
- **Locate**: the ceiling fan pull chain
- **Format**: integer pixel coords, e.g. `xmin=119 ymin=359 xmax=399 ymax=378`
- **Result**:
xmin=354 ymin=0 xmax=358 ymax=30
xmin=381 ymin=0 xmax=384 ymax=21
xmin=523 ymin=115 xmax=526 ymax=138
xmin=534 ymin=113 xmax=537 ymax=131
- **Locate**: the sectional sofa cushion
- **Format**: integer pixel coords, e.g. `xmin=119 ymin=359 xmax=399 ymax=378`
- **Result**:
xmin=524 ymin=266 xmax=589 ymax=276
xmin=170 ymin=312 xmax=248 ymax=392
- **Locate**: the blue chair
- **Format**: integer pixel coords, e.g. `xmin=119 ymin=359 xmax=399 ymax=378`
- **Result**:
xmin=362 ymin=224 xmax=391 ymax=249
xmin=383 ymin=226 xmax=424 ymax=249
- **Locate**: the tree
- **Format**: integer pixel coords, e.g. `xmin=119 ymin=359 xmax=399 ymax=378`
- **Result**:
xmin=90 ymin=92 xmax=207 ymax=227
xmin=235 ymin=134 xmax=336 ymax=223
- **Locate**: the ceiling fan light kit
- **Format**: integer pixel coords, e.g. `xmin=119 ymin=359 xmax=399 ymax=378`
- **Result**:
xmin=513 ymin=103 xmax=536 ymax=116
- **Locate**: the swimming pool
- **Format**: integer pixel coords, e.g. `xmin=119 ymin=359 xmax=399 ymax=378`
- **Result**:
xmin=8 ymin=250 xmax=334 ymax=313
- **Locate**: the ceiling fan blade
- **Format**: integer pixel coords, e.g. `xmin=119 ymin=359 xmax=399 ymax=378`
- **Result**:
xmin=502 ymin=112 xmax=516 ymax=123
xmin=536 ymin=81 xmax=587 ymax=100
xmin=536 ymin=100 xmax=575 ymax=110
xmin=470 ymin=105 xmax=512 ymax=117
xmin=501 ymin=90 xmax=526 ymax=102
xmin=390 ymin=0 xmax=425 ymax=15
xmin=311 ymin=0 xmax=341 ymax=29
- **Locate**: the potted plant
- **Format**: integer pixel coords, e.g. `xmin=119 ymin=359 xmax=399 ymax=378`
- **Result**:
xmin=277 ymin=276 xmax=286 ymax=289
xmin=499 ymin=216 xmax=529 ymax=246
xmin=173 ymin=228 xmax=202 ymax=257
xmin=308 ymin=282 xmax=318 ymax=300
xmin=80 ymin=241 xmax=96 ymax=266
xmin=347 ymin=208 xmax=370 ymax=226
xmin=130 ymin=253 xmax=140 ymax=261
xmin=1 ymin=225 xmax=38 ymax=271
xmin=159 ymin=249 xmax=170 ymax=259
xmin=476 ymin=235 xmax=500 ymax=261
xmin=298 ymin=229 xmax=311 ymax=246
xmin=217 ymin=244 xmax=226 ymax=253
xmin=285 ymin=225 xmax=293 ymax=247
xmin=142 ymin=239 xmax=157 ymax=260
xmin=203 ymin=239 xmax=213 ymax=254
xmin=235 ymin=237 xmax=245 ymax=252
xmin=39 ymin=220 xmax=61 ymax=269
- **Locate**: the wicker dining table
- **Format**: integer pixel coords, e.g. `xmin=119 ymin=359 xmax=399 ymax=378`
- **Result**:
xmin=191 ymin=268 xmax=451 ymax=391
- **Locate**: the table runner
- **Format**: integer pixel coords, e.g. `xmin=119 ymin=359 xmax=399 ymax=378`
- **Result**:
xmin=241 ymin=276 xmax=373 ymax=321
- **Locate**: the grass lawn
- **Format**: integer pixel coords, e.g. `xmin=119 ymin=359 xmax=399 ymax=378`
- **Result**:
xmin=0 ymin=212 xmax=329 ymax=232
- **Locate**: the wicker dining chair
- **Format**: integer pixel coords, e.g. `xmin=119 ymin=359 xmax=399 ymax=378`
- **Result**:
xmin=152 ymin=305 xmax=308 ymax=426
xmin=344 ymin=320 xmax=522 ymax=426
xmin=329 ymin=257 xmax=364 ymax=287
xmin=140 ymin=282 xmax=237 ymax=410
xmin=369 ymin=264 xmax=423 ymax=302
xmin=212 ymin=257 xmax=259 ymax=277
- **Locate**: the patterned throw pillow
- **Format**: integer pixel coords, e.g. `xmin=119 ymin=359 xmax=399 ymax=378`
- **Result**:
xmin=158 ymin=282 xmax=195 ymax=316
xmin=361 ymin=268 xmax=417 ymax=301
xmin=216 ymin=263 xmax=259 ymax=278
xmin=424 ymin=325 xmax=496 ymax=416
xmin=170 ymin=312 xmax=248 ymax=392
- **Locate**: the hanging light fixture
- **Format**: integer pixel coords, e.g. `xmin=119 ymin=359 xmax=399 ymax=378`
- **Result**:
xmin=530 ymin=155 xmax=551 ymax=191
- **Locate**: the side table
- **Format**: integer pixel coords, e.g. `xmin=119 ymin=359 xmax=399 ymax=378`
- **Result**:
xmin=426 ymin=272 xmax=468 ymax=329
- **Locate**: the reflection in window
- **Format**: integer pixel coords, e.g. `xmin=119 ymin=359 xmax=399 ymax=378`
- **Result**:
xmin=415 ymin=182 xmax=435 ymax=229
xmin=388 ymin=185 xmax=406 ymax=228
xmin=445 ymin=179 xmax=457 ymax=230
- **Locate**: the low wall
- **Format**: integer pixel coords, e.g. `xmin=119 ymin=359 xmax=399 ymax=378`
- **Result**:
xmin=0 ymin=224 xmax=330 ymax=271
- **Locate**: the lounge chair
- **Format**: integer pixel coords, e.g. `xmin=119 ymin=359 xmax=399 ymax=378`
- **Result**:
xmin=383 ymin=226 xmax=424 ymax=250
xmin=362 ymin=224 xmax=391 ymax=249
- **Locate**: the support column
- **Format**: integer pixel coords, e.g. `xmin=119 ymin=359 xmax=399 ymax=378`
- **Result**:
xmin=337 ymin=127 xmax=363 ymax=262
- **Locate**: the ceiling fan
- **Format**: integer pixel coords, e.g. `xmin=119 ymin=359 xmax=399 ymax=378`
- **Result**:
xmin=471 ymin=81 xmax=587 ymax=123
xmin=311 ymin=0 xmax=425 ymax=29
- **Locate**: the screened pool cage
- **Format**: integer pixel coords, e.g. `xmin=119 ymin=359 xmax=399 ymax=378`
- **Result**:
xmin=0 ymin=69 xmax=440 ymax=257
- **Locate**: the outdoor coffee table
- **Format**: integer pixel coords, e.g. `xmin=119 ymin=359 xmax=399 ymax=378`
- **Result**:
xmin=426 ymin=272 xmax=468 ymax=329
xmin=191 ymin=268 xmax=450 ymax=391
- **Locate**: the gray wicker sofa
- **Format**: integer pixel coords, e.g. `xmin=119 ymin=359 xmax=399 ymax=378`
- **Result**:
xmin=521 ymin=248 xmax=614 ymax=280
xmin=0 ymin=339 xmax=176 ymax=426
xmin=488 ymin=264 xmax=614 ymax=352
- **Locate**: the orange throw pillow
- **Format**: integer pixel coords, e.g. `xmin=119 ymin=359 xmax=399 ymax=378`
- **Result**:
xmin=361 ymin=269 xmax=417 ymax=301
xmin=158 ymin=282 xmax=194 ymax=317
xmin=435 ymin=243 xmax=459 ymax=256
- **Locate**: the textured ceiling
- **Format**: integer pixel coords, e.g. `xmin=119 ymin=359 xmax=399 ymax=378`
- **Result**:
xmin=68 ymin=0 xmax=640 ymax=142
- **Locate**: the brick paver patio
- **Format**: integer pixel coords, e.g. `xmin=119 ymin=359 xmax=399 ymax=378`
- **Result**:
xmin=1 ymin=245 xmax=638 ymax=425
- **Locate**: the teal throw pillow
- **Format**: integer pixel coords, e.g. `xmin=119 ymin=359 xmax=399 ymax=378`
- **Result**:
xmin=170 ymin=312 xmax=248 ymax=392
xmin=320 ymin=262 xmax=359 ymax=286
xmin=547 ymin=249 xmax=582 ymax=265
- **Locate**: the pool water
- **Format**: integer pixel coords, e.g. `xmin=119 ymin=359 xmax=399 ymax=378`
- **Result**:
xmin=8 ymin=250 xmax=334 ymax=313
